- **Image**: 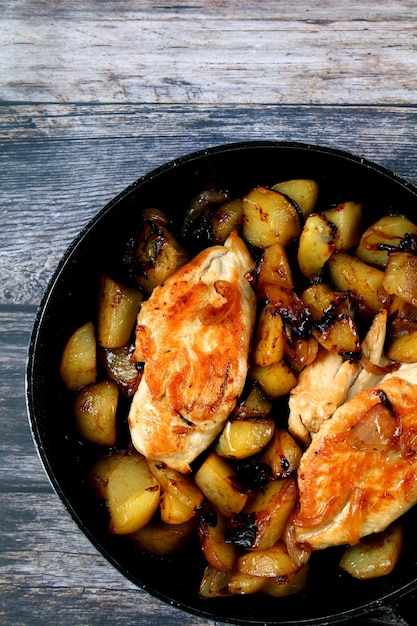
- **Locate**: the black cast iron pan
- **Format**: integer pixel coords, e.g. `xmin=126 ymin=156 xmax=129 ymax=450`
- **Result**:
xmin=26 ymin=141 xmax=417 ymax=625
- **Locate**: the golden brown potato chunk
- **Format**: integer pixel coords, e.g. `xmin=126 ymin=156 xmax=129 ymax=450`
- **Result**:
xmin=198 ymin=510 xmax=237 ymax=571
xmin=107 ymin=453 xmax=160 ymax=534
xmin=129 ymin=518 xmax=196 ymax=555
xmin=272 ymin=179 xmax=318 ymax=218
xmin=328 ymin=252 xmax=389 ymax=317
xmin=356 ymin=214 xmax=417 ymax=268
xmin=383 ymin=251 xmax=417 ymax=307
xmin=98 ymin=274 xmax=143 ymax=348
xmin=250 ymin=360 xmax=297 ymax=398
xmin=215 ymin=419 xmax=275 ymax=460
xmin=212 ymin=199 xmax=243 ymax=244
xmin=73 ymin=379 xmax=118 ymax=446
xmin=60 ymin=321 xmax=97 ymax=392
xmin=237 ymin=541 xmax=298 ymax=578
xmin=340 ymin=522 xmax=403 ymax=580
xmin=195 ymin=452 xmax=248 ymax=517
xmin=239 ymin=477 xmax=297 ymax=550
xmin=252 ymin=303 xmax=285 ymax=367
xmin=297 ymin=214 xmax=335 ymax=279
xmin=242 ymin=187 xmax=300 ymax=248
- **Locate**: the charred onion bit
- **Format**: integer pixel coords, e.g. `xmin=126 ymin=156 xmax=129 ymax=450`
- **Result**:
xmin=263 ymin=283 xmax=313 ymax=339
xmin=234 ymin=458 xmax=273 ymax=490
xmin=383 ymin=232 xmax=417 ymax=254
xmin=225 ymin=512 xmax=258 ymax=548
xmin=181 ymin=189 xmax=230 ymax=245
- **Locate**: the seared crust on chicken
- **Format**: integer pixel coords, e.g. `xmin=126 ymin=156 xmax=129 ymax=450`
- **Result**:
xmin=294 ymin=370 xmax=417 ymax=549
xmin=128 ymin=231 xmax=256 ymax=472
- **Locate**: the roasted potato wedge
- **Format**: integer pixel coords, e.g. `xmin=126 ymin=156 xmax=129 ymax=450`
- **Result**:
xmin=227 ymin=571 xmax=269 ymax=595
xmin=212 ymin=199 xmax=243 ymax=244
xmin=60 ymin=321 xmax=97 ymax=392
xmin=301 ymin=283 xmax=352 ymax=321
xmin=272 ymin=179 xmax=318 ymax=219
xmin=252 ymin=303 xmax=285 ymax=366
xmin=73 ymin=379 xmax=118 ymax=446
xmin=235 ymin=478 xmax=297 ymax=551
xmin=159 ymin=482 xmax=203 ymax=525
xmin=297 ymin=202 xmax=361 ymax=279
xmin=340 ymin=522 xmax=403 ymax=580
xmin=133 ymin=212 xmax=189 ymax=293
xmin=237 ymin=541 xmax=298 ymax=578
xmin=297 ymin=213 xmax=336 ymax=279
xmin=242 ymin=186 xmax=301 ymax=248
xmin=386 ymin=330 xmax=417 ymax=362
xmin=198 ymin=509 xmax=237 ymax=571
xmin=89 ymin=450 xmax=127 ymax=499
xmin=107 ymin=453 xmax=160 ymax=534
xmin=324 ymin=201 xmax=362 ymax=251
xmin=129 ymin=518 xmax=196 ymax=555
xmin=255 ymin=242 xmax=293 ymax=294
xmin=195 ymin=452 xmax=248 ymax=517
xmin=284 ymin=334 xmax=318 ymax=373
xmin=261 ymin=565 xmax=309 ymax=597
xmin=312 ymin=312 xmax=360 ymax=357
xmin=383 ymin=251 xmax=417 ymax=307
xmin=328 ymin=252 xmax=389 ymax=316
xmin=356 ymin=214 xmax=417 ymax=268
xmin=260 ymin=429 xmax=303 ymax=479
xmin=250 ymin=360 xmax=297 ymax=398
xmin=148 ymin=461 xmax=205 ymax=524
xmin=98 ymin=274 xmax=143 ymax=348
xmin=215 ymin=419 xmax=275 ymax=460
xmin=262 ymin=282 xmax=312 ymax=337
xmin=232 ymin=383 xmax=272 ymax=420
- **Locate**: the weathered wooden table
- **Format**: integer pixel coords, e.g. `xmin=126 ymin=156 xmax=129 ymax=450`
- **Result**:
xmin=2 ymin=2 xmax=417 ymax=624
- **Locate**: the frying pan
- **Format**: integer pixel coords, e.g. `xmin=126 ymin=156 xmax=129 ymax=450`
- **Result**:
xmin=26 ymin=141 xmax=417 ymax=625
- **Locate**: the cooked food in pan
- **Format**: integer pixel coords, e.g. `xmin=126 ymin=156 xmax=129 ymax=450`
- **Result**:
xmin=60 ymin=177 xmax=417 ymax=598
xmin=128 ymin=231 xmax=256 ymax=473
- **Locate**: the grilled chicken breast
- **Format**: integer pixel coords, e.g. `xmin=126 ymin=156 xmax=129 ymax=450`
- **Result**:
xmin=288 ymin=311 xmax=389 ymax=446
xmin=288 ymin=348 xmax=358 ymax=446
xmin=294 ymin=368 xmax=417 ymax=549
xmin=128 ymin=231 xmax=256 ymax=473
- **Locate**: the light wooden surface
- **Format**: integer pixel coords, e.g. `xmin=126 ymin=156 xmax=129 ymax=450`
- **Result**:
xmin=1 ymin=2 xmax=417 ymax=624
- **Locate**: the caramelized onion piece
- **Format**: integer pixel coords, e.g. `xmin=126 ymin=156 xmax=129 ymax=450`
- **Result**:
xmin=283 ymin=518 xmax=312 ymax=567
xmin=344 ymin=390 xmax=400 ymax=451
xmin=360 ymin=354 xmax=400 ymax=376
xmin=182 ymin=190 xmax=230 ymax=237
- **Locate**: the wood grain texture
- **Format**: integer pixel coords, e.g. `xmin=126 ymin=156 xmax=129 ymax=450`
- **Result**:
xmin=1 ymin=0 xmax=417 ymax=105
xmin=2 ymin=103 xmax=417 ymax=307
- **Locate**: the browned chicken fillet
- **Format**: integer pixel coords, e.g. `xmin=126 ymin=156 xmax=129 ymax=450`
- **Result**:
xmin=128 ymin=231 xmax=256 ymax=472
xmin=294 ymin=371 xmax=417 ymax=549
xmin=288 ymin=311 xmax=389 ymax=445
xmin=288 ymin=347 xmax=358 ymax=446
